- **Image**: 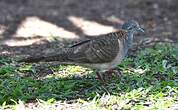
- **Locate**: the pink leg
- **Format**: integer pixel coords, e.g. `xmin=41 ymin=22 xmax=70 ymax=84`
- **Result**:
xmin=96 ymin=72 xmax=105 ymax=83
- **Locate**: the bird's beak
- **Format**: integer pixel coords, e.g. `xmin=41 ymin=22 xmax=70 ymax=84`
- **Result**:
xmin=137 ymin=27 xmax=144 ymax=33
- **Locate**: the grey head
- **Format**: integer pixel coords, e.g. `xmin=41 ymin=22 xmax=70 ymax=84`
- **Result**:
xmin=122 ymin=20 xmax=144 ymax=48
xmin=122 ymin=20 xmax=144 ymax=33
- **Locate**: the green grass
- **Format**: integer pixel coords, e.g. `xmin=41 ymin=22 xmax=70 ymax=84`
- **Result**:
xmin=0 ymin=43 xmax=178 ymax=110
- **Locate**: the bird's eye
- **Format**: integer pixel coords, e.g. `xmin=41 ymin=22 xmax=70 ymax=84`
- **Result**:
xmin=134 ymin=25 xmax=137 ymax=28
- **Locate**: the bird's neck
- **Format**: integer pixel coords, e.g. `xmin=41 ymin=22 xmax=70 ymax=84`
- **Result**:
xmin=127 ymin=31 xmax=134 ymax=48
xmin=120 ymin=31 xmax=134 ymax=57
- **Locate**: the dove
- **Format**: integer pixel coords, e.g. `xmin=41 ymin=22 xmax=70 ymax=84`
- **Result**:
xmin=19 ymin=20 xmax=144 ymax=81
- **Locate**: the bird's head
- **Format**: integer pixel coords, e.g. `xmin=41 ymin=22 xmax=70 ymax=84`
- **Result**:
xmin=122 ymin=20 xmax=144 ymax=48
xmin=122 ymin=20 xmax=144 ymax=34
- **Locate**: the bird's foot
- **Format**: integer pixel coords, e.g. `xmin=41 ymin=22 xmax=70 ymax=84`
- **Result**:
xmin=112 ymin=68 xmax=123 ymax=78
xmin=104 ymin=68 xmax=123 ymax=81
xmin=96 ymin=68 xmax=123 ymax=83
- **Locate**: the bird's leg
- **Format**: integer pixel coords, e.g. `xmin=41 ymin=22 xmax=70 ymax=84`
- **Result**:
xmin=96 ymin=72 xmax=105 ymax=83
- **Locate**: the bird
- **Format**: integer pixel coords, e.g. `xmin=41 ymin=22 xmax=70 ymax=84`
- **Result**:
xmin=19 ymin=20 xmax=144 ymax=82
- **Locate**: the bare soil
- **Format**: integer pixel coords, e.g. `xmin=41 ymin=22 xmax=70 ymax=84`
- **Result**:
xmin=0 ymin=0 xmax=177 ymax=57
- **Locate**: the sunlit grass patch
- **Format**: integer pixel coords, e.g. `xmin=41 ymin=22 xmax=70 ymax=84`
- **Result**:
xmin=50 ymin=65 xmax=94 ymax=79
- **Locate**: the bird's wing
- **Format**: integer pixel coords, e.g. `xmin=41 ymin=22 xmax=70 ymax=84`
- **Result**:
xmin=19 ymin=31 xmax=126 ymax=63
xmin=69 ymin=39 xmax=91 ymax=48
xmin=67 ymin=34 xmax=120 ymax=63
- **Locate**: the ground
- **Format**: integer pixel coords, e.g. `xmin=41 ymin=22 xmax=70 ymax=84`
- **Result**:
xmin=0 ymin=0 xmax=178 ymax=110
xmin=0 ymin=0 xmax=177 ymax=56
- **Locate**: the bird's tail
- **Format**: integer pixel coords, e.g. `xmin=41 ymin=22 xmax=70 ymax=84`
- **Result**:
xmin=18 ymin=52 xmax=68 ymax=63
xmin=18 ymin=56 xmax=46 ymax=63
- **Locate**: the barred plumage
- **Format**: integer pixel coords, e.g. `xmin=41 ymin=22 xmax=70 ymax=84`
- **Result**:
xmin=19 ymin=20 xmax=144 ymax=77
